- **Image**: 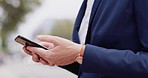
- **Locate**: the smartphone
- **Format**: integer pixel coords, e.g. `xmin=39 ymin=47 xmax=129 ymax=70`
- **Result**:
xmin=15 ymin=35 xmax=48 ymax=50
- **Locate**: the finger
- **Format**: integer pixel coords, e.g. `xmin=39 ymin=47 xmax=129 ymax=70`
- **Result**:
xmin=40 ymin=58 xmax=48 ymax=65
xmin=23 ymin=47 xmax=32 ymax=55
xmin=32 ymin=53 xmax=39 ymax=62
xmin=40 ymin=42 xmax=54 ymax=49
xmin=40 ymin=42 xmax=50 ymax=48
xmin=48 ymin=63 xmax=55 ymax=66
xmin=27 ymin=46 xmax=47 ymax=59
xmin=37 ymin=35 xmax=59 ymax=46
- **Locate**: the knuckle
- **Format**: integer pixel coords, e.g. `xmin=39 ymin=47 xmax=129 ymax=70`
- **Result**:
xmin=32 ymin=55 xmax=39 ymax=62
xmin=48 ymin=62 xmax=54 ymax=66
xmin=32 ymin=57 xmax=36 ymax=62
xmin=41 ymin=61 xmax=46 ymax=65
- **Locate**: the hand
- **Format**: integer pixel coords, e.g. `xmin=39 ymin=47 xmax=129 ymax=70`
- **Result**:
xmin=27 ymin=35 xmax=83 ymax=66
xmin=23 ymin=42 xmax=54 ymax=65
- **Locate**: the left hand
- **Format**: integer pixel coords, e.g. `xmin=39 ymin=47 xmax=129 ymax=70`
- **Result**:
xmin=27 ymin=35 xmax=82 ymax=66
xmin=23 ymin=42 xmax=54 ymax=65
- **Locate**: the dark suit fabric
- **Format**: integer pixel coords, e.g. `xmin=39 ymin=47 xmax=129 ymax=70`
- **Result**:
xmin=72 ymin=0 xmax=148 ymax=78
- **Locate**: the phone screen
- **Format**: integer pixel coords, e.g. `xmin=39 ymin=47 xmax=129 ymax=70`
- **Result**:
xmin=15 ymin=35 xmax=48 ymax=50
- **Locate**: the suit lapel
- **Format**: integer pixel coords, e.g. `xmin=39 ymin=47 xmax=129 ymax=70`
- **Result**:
xmin=73 ymin=0 xmax=101 ymax=44
xmin=85 ymin=0 xmax=102 ymax=44
xmin=72 ymin=0 xmax=87 ymax=44
xmin=89 ymin=0 xmax=102 ymax=25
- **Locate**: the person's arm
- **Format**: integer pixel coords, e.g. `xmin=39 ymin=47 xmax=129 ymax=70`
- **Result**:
xmin=81 ymin=0 xmax=148 ymax=78
xmin=82 ymin=45 xmax=148 ymax=78
xmin=60 ymin=45 xmax=85 ymax=75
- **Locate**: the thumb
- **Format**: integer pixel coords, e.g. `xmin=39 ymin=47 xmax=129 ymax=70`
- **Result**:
xmin=37 ymin=35 xmax=59 ymax=46
xmin=40 ymin=42 xmax=55 ymax=49
xmin=27 ymin=46 xmax=47 ymax=59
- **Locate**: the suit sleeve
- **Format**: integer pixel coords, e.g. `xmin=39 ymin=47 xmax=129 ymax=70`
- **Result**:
xmin=60 ymin=63 xmax=79 ymax=75
xmin=81 ymin=0 xmax=148 ymax=78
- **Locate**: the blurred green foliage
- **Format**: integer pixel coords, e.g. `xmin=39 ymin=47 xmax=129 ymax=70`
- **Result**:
xmin=0 ymin=0 xmax=40 ymax=52
xmin=50 ymin=20 xmax=73 ymax=40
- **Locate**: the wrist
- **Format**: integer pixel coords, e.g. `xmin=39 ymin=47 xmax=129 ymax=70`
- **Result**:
xmin=79 ymin=45 xmax=85 ymax=57
xmin=76 ymin=45 xmax=85 ymax=64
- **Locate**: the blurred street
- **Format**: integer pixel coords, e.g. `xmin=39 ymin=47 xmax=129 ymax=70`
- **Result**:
xmin=0 ymin=0 xmax=82 ymax=78
xmin=0 ymin=57 xmax=77 ymax=78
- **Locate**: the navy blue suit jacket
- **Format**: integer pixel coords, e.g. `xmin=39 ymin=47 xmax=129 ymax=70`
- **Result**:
xmin=71 ymin=0 xmax=148 ymax=78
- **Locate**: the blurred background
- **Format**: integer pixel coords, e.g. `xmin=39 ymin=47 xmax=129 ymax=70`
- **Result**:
xmin=0 ymin=0 xmax=82 ymax=78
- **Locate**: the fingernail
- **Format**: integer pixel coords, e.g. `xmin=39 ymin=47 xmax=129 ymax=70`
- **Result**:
xmin=27 ymin=46 xmax=31 ymax=50
xmin=26 ymin=46 xmax=29 ymax=49
xmin=36 ymin=59 xmax=40 ymax=62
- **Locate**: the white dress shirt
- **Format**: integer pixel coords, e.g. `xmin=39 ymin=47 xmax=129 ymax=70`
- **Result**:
xmin=78 ymin=0 xmax=95 ymax=44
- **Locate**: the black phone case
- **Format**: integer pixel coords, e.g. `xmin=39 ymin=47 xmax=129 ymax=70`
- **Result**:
xmin=15 ymin=35 xmax=48 ymax=50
